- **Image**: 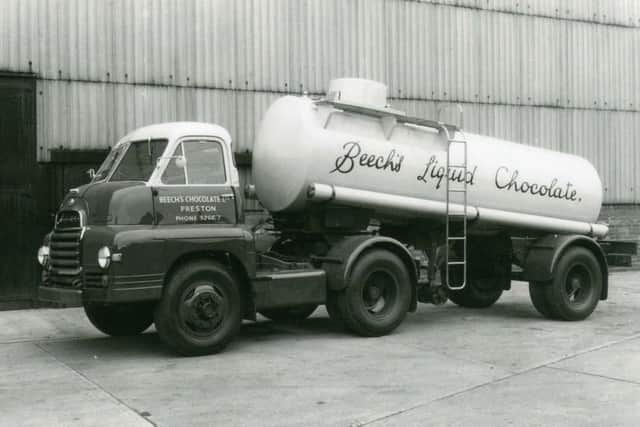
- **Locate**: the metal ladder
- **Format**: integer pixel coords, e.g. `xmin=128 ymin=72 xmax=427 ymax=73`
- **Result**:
xmin=439 ymin=105 xmax=467 ymax=291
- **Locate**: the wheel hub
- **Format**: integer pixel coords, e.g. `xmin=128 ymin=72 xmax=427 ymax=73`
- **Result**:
xmin=181 ymin=284 xmax=226 ymax=334
xmin=197 ymin=297 xmax=218 ymax=320
xmin=367 ymin=285 xmax=382 ymax=300
xmin=568 ymin=277 xmax=582 ymax=298
xmin=565 ymin=265 xmax=591 ymax=304
xmin=364 ymin=282 xmax=385 ymax=311
xmin=362 ymin=271 xmax=398 ymax=315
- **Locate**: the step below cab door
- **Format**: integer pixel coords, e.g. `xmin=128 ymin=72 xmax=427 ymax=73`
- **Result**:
xmin=152 ymin=138 xmax=237 ymax=226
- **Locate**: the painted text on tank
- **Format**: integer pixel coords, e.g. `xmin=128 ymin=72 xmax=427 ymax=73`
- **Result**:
xmin=495 ymin=166 xmax=581 ymax=202
xmin=330 ymin=141 xmax=404 ymax=174
xmin=416 ymin=155 xmax=477 ymax=190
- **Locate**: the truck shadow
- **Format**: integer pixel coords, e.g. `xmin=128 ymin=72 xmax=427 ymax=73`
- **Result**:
xmin=413 ymin=300 xmax=544 ymax=321
xmin=40 ymin=301 xmax=544 ymax=358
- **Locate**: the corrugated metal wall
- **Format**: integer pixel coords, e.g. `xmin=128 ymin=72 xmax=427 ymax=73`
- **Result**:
xmin=35 ymin=80 xmax=279 ymax=157
xmin=1 ymin=0 xmax=639 ymax=202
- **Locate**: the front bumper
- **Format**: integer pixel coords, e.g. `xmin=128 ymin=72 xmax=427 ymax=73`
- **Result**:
xmin=83 ymin=285 xmax=162 ymax=302
xmin=38 ymin=285 xmax=83 ymax=306
xmin=38 ymin=282 xmax=162 ymax=306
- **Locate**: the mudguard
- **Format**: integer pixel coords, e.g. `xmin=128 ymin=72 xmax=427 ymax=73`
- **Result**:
xmin=323 ymin=235 xmax=419 ymax=311
xmin=521 ymin=234 xmax=608 ymax=300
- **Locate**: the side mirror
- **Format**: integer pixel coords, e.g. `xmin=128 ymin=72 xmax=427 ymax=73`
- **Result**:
xmin=175 ymin=156 xmax=187 ymax=169
xmin=86 ymin=168 xmax=96 ymax=180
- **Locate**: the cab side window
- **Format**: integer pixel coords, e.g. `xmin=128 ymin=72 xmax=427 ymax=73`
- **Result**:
xmin=161 ymin=139 xmax=226 ymax=185
xmin=183 ymin=140 xmax=227 ymax=184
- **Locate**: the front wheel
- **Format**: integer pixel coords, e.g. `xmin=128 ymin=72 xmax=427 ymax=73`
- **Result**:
xmin=259 ymin=305 xmax=318 ymax=322
xmin=84 ymin=302 xmax=154 ymax=336
xmin=154 ymin=260 xmax=244 ymax=356
xmin=528 ymin=247 xmax=602 ymax=321
xmin=328 ymin=250 xmax=412 ymax=337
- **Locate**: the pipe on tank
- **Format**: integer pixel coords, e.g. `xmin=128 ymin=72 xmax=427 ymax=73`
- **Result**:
xmin=308 ymin=183 xmax=608 ymax=238
xmin=477 ymin=206 xmax=608 ymax=238
xmin=308 ymin=183 xmax=478 ymax=219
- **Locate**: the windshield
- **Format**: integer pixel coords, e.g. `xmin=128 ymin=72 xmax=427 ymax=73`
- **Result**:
xmin=93 ymin=145 xmax=124 ymax=182
xmin=108 ymin=139 xmax=168 ymax=182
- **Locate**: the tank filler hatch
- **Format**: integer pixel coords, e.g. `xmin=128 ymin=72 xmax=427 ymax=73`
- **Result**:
xmin=318 ymin=79 xmax=458 ymax=136
xmin=326 ymin=78 xmax=390 ymax=110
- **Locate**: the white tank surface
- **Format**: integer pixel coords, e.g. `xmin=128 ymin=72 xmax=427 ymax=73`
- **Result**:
xmin=253 ymin=79 xmax=608 ymax=237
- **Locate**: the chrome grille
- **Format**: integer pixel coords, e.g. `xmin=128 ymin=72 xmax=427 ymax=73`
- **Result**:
xmin=48 ymin=210 xmax=83 ymax=288
xmin=55 ymin=210 xmax=81 ymax=229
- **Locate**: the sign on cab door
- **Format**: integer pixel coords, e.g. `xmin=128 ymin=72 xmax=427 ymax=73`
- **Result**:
xmin=153 ymin=139 xmax=236 ymax=225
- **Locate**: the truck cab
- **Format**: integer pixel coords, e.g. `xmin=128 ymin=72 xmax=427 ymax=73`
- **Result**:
xmin=39 ymin=123 xmax=273 ymax=352
xmin=40 ymin=123 xmax=242 ymax=299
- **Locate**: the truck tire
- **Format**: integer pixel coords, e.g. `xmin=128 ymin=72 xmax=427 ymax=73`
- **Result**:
xmin=330 ymin=249 xmax=411 ymax=337
xmin=84 ymin=302 xmax=154 ymax=337
xmin=528 ymin=283 xmax=556 ymax=319
xmin=528 ymin=247 xmax=602 ymax=321
xmin=440 ymin=233 xmax=510 ymax=309
xmin=447 ymin=278 xmax=504 ymax=308
xmin=154 ymin=260 xmax=244 ymax=356
xmin=259 ymin=305 xmax=318 ymax=322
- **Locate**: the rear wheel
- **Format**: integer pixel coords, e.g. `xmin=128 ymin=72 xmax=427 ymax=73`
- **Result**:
xmin=528 ymin=283 xmax=556 ymax=319
xmin=443 ymin=234 xmax=511 ymax=309
xmin=154 ymin=260 xmax=244 ymax=356
xmin=329 ymin=250 xmax=412 ymax=337
xmin=259 ymin=305 xmax=318 ymax=322
xmin=528 ymin=247 xmax=602 ymax=321
xmin=84 ymin=302 xmax=154 ymax=336
xmin=447 ymin=278 xmax=504 ymax=308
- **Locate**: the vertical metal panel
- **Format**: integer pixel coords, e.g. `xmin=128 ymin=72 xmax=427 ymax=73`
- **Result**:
xmin=36 ymin=80 xmax=279 ymax=159
xmin=0 ymin=0 xmax=637 ymax=111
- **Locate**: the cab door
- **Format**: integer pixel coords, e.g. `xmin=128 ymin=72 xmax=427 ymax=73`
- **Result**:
xmin=153 ymin=138 xmax=237 ymax=226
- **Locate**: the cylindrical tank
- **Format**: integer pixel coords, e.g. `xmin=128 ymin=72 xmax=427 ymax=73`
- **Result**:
xmin=253 ymin=79 xmax=607 ymax=237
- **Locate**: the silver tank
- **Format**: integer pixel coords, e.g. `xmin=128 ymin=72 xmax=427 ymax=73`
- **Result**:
xmin=252 ymin=79 xmax=607 ymax=237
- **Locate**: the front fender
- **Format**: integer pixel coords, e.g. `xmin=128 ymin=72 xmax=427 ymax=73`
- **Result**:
xmin=522 ymin=234 xmax=608 ymax=300
xmin=84 ymin=225 xmax=255 ymax=303
xmin=155 ymin=225 xmax=256 ymax=279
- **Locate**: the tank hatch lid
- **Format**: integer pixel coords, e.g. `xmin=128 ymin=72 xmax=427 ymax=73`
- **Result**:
xmin=321 ymin=78 xmax=458 ymax=133
xmin=316 ymin=98 xmax=459 ymax=134
xmin=326 ymin=78 xmax=389 ymax=108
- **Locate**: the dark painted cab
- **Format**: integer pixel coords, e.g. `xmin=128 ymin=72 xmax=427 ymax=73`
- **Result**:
xmin=38 ymin=122 xmax=252 ymax=307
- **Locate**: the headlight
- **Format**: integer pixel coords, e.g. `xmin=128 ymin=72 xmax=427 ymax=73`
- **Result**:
xmin=98 ymin=246 xmax=111 ymax=269
xmin=37 ymin=245 xmax=50 ymax=266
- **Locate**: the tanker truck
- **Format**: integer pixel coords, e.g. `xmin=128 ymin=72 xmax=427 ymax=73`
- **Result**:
xmin=37 ymin=78 xmax=634 ymax=355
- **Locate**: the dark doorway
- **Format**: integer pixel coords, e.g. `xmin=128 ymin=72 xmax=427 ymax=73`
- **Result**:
xmin=0 ymin=75 xmax=47 ymax=307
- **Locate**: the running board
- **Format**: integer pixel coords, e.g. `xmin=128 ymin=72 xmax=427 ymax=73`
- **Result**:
xmin=252 ymin=269 xmax=326 ymax=310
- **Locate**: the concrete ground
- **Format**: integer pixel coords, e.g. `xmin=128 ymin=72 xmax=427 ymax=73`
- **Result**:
xmin=1 ymin=272 xmax=639 ymax=427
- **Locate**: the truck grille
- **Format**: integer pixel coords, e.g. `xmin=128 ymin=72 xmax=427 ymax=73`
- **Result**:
xmin=48 ymin=211 xmax=83 ymax=288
